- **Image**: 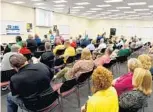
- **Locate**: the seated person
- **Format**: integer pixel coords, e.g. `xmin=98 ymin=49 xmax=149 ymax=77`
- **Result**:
xmin=34 ymin=34 xmax=41 ymax=46
xmin=1 ymin=44 xmax=20 ymax=82
xmin=40 ymin=42 xmax=54 ymax=63
xmin=81 ymin=66 xmax=118 ymax=112
xmin=26 ymin=34 xmax=37 ymax=48
xmin=55 ymin=48 xmax=94 ymax=81
xmin=95 ymin=38 xmax=106 ymax=52
xmin=62 ymin=41 xmax=76 ymax=63
xmin=119 ymin=68 xmax=152 ymax=112
xmin=7 ymin=54 xmax=54 ymax=112
xmin=70 ymin=38 xmax=77 ymax=48
xmin=118 ymin=44 xmax=131 ymax=57
xmin=53 ymin=42 xmax=65 ymax=55
xmin=42 ymin=35 xmax=50 ymax=43
xmin=112 ymin=58 xmax=142 ymax=96
xmin=138 ymin=54 xmax=153 ymax=75
xmin=94 ymin=47 xmax=113 ymax=66
xmin=19 ymin=41 xmax=31 ymax=55
xmin=16 ymin=36 xmax=23 ymax=47
xmin=86 ymin=40 xmax=95 ymax=51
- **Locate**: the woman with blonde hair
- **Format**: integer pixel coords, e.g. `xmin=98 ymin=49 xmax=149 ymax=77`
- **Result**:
xmin=81 ymin=66 xmax=119 ymax=112
xmin=119 ymin=68 xmax=152 ymax=112
xmin=54 ymin=48 xmax=94 ymax=81
xmin=113 ymin=58 xmax=142 ymax=96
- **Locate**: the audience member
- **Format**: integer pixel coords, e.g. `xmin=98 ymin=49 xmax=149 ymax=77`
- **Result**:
xmin=95 ymin=38 xmax=106 ymax=52
xmin=1 ymin=44 xmax=20 ymax=82
xmin=112 ymin=58 xmax=142 ymax=96
xmin=86 ymin=40 xmax=95 ymax=51
xmin=62 ymin=40 xmax=76 ymax=62
xmin=118 ymin=44 xmax=131 ymax=57
xmin=34 ymin=34 xmax=41 ymax=45
xmin=119 ymin=68 xmax=152 ymax=112
xmin=16 ymin=36 xmax=23 ymax=47
xmin=136 ymin=38 xmax=143 ymax=47
xmin=7 ymin=54 xmax=54 ymax=112
xmin=94 ymin=47 xmax=113 ymax=66
xmin=70 ymin=38 xmax=77 ymax=48
xmin=40 ymin=42 xmax=54 ymax=63
xmin=55 ymin=48 xmax=94 ymax=81
xmin=96 ymin=34 xmax=102 ymax=43
xmin=42 ymin=35 xmax=50 ymax=43
xmin=26 ymin=34 xmax=37 ymax=48
xmin=81 ymin=66 xmax=118 ymax=112
xmin=53 ymin=42 xmax=65 ymax=55
xmin=19 ymin=41 xmax=31 ymax=55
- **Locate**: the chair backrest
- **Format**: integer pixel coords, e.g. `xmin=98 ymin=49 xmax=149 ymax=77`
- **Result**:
xmin=23 ymin=53 xmax=32 ymax=61
xmin=60 ymin=78 xmax=77 ymax=93
xmin=75 ymin=53 xmax=81 ymax=60
xmin=116 ymin=56 xmax=128 ymax=63
xmin=77 ymin=70 xmax=93 ymax=84
xmin=56 ymin=49 xmax=65 ymax=56
xmin=103 ymin=62 xmax=113 ymax=69
xmin=101 ymin=48 xmax=106 ymax=53
xmin=28 ymin=46 xmax=37 ymax=53
xmin=23 ymin=90 xmax=59 ymax=111
xmin=66 ymin=56 xmax=75 ymax=64
xmin=34 ymin=51 xmax=44 ymax=58
xmin=54 ymin=57 xmax=64 ymax=66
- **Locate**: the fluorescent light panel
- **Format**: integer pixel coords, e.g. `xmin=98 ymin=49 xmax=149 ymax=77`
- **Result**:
xmin=134 ymin=9 xmax=149 ymax=11
xmin=72 ymin=6 xmax=85 ymax=9
xmin=75 ymin=2 xmax=90 ymax=5
xmin=108 ymin=10 xmax=120 ymax=12
xmin=128 ymin=2 xmax=146 ymax=6
xmin=116 ymin=7 xmax=131 ymax=9
xmin=96 ymin=4 xmax=111 ymax=7
xmin=124 ymin=11 xmax=136 ymax=13
xmin=86 ymin=11 xmax=97 ymax=13
xmin=12 ymin=1 xmax=25 ymax=4
xmin=54 ymin=8 xmax=64 ymax=10
xmin=54 ymin=4 xmax=65 ymax=7
xmin=53 ymin=0 xmax=67 ymax=3
xmin=34 ymin=3 xmax=45 ymax=5
xmin=148 ymin=5 xmax=153 ymax=8
xmin=31 ymin=0 xmax=42 ymax=1
xmin=105 ymin=0 xmax=123 ymax=3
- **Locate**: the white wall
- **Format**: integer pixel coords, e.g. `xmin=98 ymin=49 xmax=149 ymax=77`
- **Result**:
xmin=1 ymin=2 xmax=153 ymax=43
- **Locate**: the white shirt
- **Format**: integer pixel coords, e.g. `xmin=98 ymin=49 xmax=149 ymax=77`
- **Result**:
xmin=1 ymin=52 xmax=18 ymax=71
xmin=86 ymin=44 xmax=95 ymax=51
xmin=97 ymin=43 xmax=106 ymax=50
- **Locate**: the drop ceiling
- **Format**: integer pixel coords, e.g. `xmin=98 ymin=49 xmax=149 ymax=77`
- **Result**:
xmin=2 ymin=0 xmax=153 ymax=20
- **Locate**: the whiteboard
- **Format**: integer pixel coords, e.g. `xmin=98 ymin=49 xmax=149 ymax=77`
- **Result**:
xmin=35 ymin=8 xmax=53 ymax=27
xmin=1 ymin=20 xmax=26 ymax=35
xmin=58 ymin=25 xmax=70 ymax=35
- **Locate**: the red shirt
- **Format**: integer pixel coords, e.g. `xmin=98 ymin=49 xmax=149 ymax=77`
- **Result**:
xmin=70 ymin=42 xmax=77 ymax=48
xmin=19 ymin=47 xmax=31 ymax=54
xmin=114 ymin=72 xmax=133 ymax=96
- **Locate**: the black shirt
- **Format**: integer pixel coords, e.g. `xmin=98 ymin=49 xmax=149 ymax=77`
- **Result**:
xmin=10 ymin=63 xmax=54 ymax=97
xmin=26 ymin=39 xmax=37 ymax=47
xmin=40 ymin=51 xmax=54 ymax=63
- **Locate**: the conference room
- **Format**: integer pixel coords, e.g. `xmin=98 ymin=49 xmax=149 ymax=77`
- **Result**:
xmin=1 ymin=0 xmax=153 ymax=112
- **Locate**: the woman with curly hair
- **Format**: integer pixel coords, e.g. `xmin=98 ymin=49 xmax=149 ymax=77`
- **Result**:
xmin=81 ymin=66 xmax=119 ymax=112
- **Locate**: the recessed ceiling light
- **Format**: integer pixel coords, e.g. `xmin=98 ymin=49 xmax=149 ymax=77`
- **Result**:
xmin=108 ymin=10 xmax=120 ymax=12
xmin=75 ymin=2 xmax=90 ymax=5
xmin=12 ymin=1 xmax=25 ymax=4
xmin=34 ymin=3 xmax=45 ymax=5
xmin=105 ymin=0 xmax=123 ymax=3
xmin=86 ymin=11 xmax=97 ymax=13
xmin=124 ymin=11 xmax=136 ymax=13
xmin=128 ymin=2 xmax=146 ymax=6
xmin=53 ymin=0 xmax=67 ymax=4
xmin=96 ymin=4 xmax=111 ymax=7
xmin=128 ymin=15 xmax=139 ymax=17
xmin=101 ymin=12 xmax=112 ymax=14
xmin=54 ymin=4 xmax=65 ymax=7
xmin=134 ymin=9 xmax=149 ymax=11
xmin=90 ymin=8 xmax=102 ymax=10
xmin=116 ymin=7 xmax=131 ymax=9
xmin=148 ymin=5 xmax=153 ymax=8
xmin=72 ymin=6 xmax=85 ymax=9
xmin=139 ymin=13 xmax=152 ymax=15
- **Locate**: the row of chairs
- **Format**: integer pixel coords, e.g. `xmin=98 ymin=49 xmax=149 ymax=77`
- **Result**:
xmin=22 ymin=70 xmax=93 ymax=112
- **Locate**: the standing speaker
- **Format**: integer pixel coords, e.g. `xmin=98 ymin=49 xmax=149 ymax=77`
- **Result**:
xmin=110 ymin=28 xmax=116 ymax=36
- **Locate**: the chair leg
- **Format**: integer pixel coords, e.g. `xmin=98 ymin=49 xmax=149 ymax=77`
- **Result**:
xmin=88 ymin=79 xmax=91 ymax=95
xmin=76 ymin=87 xmax=80 ymax=108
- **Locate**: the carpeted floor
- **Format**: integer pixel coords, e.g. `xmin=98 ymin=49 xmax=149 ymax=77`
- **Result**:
xmin=1 ymin=59 xmax=153 ymax=112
